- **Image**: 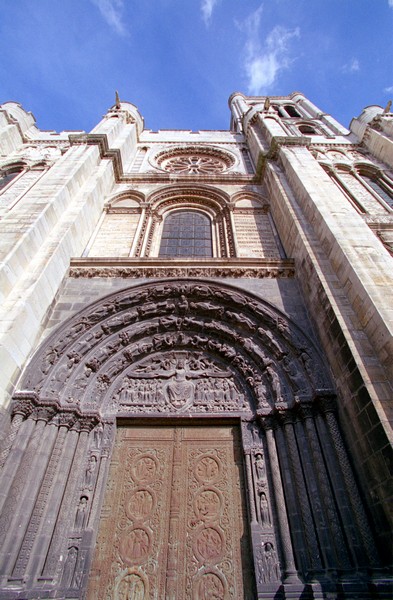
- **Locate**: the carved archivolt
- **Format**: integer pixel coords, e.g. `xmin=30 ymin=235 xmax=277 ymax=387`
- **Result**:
xmin=19 ymin=279 xmax=333 ymax=418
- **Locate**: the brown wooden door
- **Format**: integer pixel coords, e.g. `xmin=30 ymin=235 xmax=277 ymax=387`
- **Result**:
xmin=87 ymin=425 xmax=254 ymax=600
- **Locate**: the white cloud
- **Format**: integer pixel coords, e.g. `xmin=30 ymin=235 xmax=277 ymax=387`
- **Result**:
xmin=388 ymin=0 xmax=393 ymax=8
xmin=91 ymin=0 xmax=127 ymax=36
xmin=239 ymin=7 xmax=300 ymax=95
xmin=201 ymin=0 xmax=220 ymax=25
xmin=385 ymin=85 xmax=393 ymax=93
xmin=342 ymin=58 xmax=360 ymax=73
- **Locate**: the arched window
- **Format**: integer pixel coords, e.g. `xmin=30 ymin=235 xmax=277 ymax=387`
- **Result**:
xmin=159 ymin=210 xmax=212 ymax=257
xmin=284 ymin=104 xmax=301 ymax=118
xmin=361 ymin=175 xmax=393 ymax=209
xmin=298 ymin=124 xmax=317 ymax=135
xmin=0 ymin=167 xmax=22 ymax=192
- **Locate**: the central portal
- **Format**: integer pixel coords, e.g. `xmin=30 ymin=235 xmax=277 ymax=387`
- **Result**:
xmin=87 ymin=424 xmax=254 ymax=599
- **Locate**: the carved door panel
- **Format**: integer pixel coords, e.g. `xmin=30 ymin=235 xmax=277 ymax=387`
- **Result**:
xmin=87 ymin=425 xmax=254 ymax=600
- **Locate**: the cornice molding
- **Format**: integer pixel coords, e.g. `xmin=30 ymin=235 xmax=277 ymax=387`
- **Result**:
xmin=69 ymin=132 xmax=124 ymax=179
xmin=69 ymin=257 xmax=295 ymax=279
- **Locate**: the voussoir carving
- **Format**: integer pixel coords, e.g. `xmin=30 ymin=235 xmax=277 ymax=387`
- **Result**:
xmin=17 ymin=280 xmax=333 ymax=419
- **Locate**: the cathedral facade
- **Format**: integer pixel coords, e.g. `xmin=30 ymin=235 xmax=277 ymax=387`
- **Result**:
xmin=0 ymin=92 xmax=392 ymax=599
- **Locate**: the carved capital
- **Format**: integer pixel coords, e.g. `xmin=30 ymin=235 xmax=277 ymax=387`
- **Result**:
xmin=12 ymin=396 xmax=36 ymax=419
xmin=72 ymin=415 xmax=99 ymax=433
xmin=32 ymin=406 xmax=57 ymax=423
xmin=299 ymin=402 xmax=314 ymax=420
xmin=257 ymin=414 xmax=277 ymax=431
xmin=51 ymin=411 xmax=77 ymax=429
xmin=313 ymin=394 xmax=336 ymax=414
xmin=277 ymin=409 xmax=295 ymax=425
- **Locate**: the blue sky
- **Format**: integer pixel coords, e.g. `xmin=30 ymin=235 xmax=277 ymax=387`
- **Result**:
xmin=1 ymin=0 xmax=392 ymax=133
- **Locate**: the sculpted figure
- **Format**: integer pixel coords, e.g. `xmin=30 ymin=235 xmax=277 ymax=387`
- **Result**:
xmin=189 ymin=301 xmax=223 ymax=317
xmin=265 ymin=364 xmax=283 ymax=403
xmin=74 ymin=496 xmax=89 ymax=530
xmin=220 ymin=344 xmax=237 ymax=360
xmin=121 ymin=309 xmax=139 ymax=326
xmin=255 ymin=453 xmax=265 ymax=480
xmin=93 ymin=423 xmax=103 ymax=448
xmin=298 ymin=350 xmax=315 ymax=380
xmin=88 ymin=302 xmax=115 ymax=324
xmin=260 ymin=493 xmax=271 ymax=526
xmin=164 ymin=360 xmax=195 ymax=409
xmin=101 ymin=314 xmax=124 ymax=334
xmin=84 ymin=455 xmax=97 ymax=488
xmin=281 ymin=355 xmax=308 ymax=394
xmin=197 ymin=573 xmax=224 ymax=600
xmin=241 ymin=337 xmax=268 ymax=363
xmin=191 ymin=334 xmax=208 ymax=346
xmin=119 ymin=378 xmax=133 ymax=403
xmin=62 ymin=546 xmax=78 ymax=588
xmin=74 ymin=329 xmax=103 ymax=354
xmin=249 ymin=422 xmax=260 ymax=444
xmin=228 ymin=379 xmax=237 ymax=401
xmin=225 ymin=310 xmax=255 ymax=331
xmin=121 ymin=574 xmax=145 ymax=600
xmin=257 ymin=327 xmax=286 ymax=357
xmin=46 ymin=363 xmax=70 ymax=394
xmin=254 ymin=378 xmax=269 ymax=407
xmin=262 ymin=542 xmax=280 ymax=582
xmin=41 ymin=347 xmax=59 ymax=375
xmin=177 ymin=294 xmax=189 ymax=313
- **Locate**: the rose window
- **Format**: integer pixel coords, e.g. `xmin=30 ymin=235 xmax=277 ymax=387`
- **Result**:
xmin=163 ymin=155 xmax=225 ymax=174
xmin=155 ymin=147 xmax=235 ymax=174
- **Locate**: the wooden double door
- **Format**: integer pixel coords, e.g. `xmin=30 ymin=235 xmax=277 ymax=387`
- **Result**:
xmin=87 ymin=424 xmax=254 ymax=599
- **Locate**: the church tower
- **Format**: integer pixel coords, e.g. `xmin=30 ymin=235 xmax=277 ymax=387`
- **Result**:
xmin=0 ymin=92 xmax=392 ymax=599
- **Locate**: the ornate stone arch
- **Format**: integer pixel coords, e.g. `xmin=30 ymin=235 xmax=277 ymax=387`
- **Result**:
xmin=136 ymin=185 xmax=235 ymax=257
xmin=84 ymin=190 xmax=145 ymax=257
xmin=0 ymin=280 xmax=380 ymax=599
xmin=0 ymin=160 xmax=28 ymax=191
xmin=230 ymin=190 xmax=269 ymax=209
xmin=105 ymin=189 xmax=146 ymax=209
xmin=18 ymin=279 xmax=331 ymax=417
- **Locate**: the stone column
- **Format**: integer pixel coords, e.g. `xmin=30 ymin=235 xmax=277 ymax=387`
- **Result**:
xmin=41 ymin=417 xmax=94 ymax=582
xmin=300 ymin=405 xmax=351 ymax=571
xmin=279 ymin=412 xmax=323 ymax=574
xmin=0 ymin=416 xmax=34 ymax=516
xmin=29 ymin=413 xmax=79 ymax=582
xmin=86 ymin=422 xmax=114 ymax=530
xmin=314 ymin=409 xmax=365 ymax=568
xmin=323 ymin=406 xmax=379 ymax=567
xmin=225 ymin=206 xmax=238 ymax=258
xmin=0 ymin=406 xmax=57 ymax=581
xmin=245 ymin=451 xmax=258 ymax=525
xmin=0 ymin=396 xmax=34 ymax=472
xmin=11 ymin=415 xmax=73 ymax=582
xmin=129 ymin=203 xmax=148 ymax=257
xmin=260 ymin=417 xmax=300 ymax=584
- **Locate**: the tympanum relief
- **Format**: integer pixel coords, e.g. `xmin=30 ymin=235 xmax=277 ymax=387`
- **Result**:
xmin=115 ymin=352 xmax=247 ymax=413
